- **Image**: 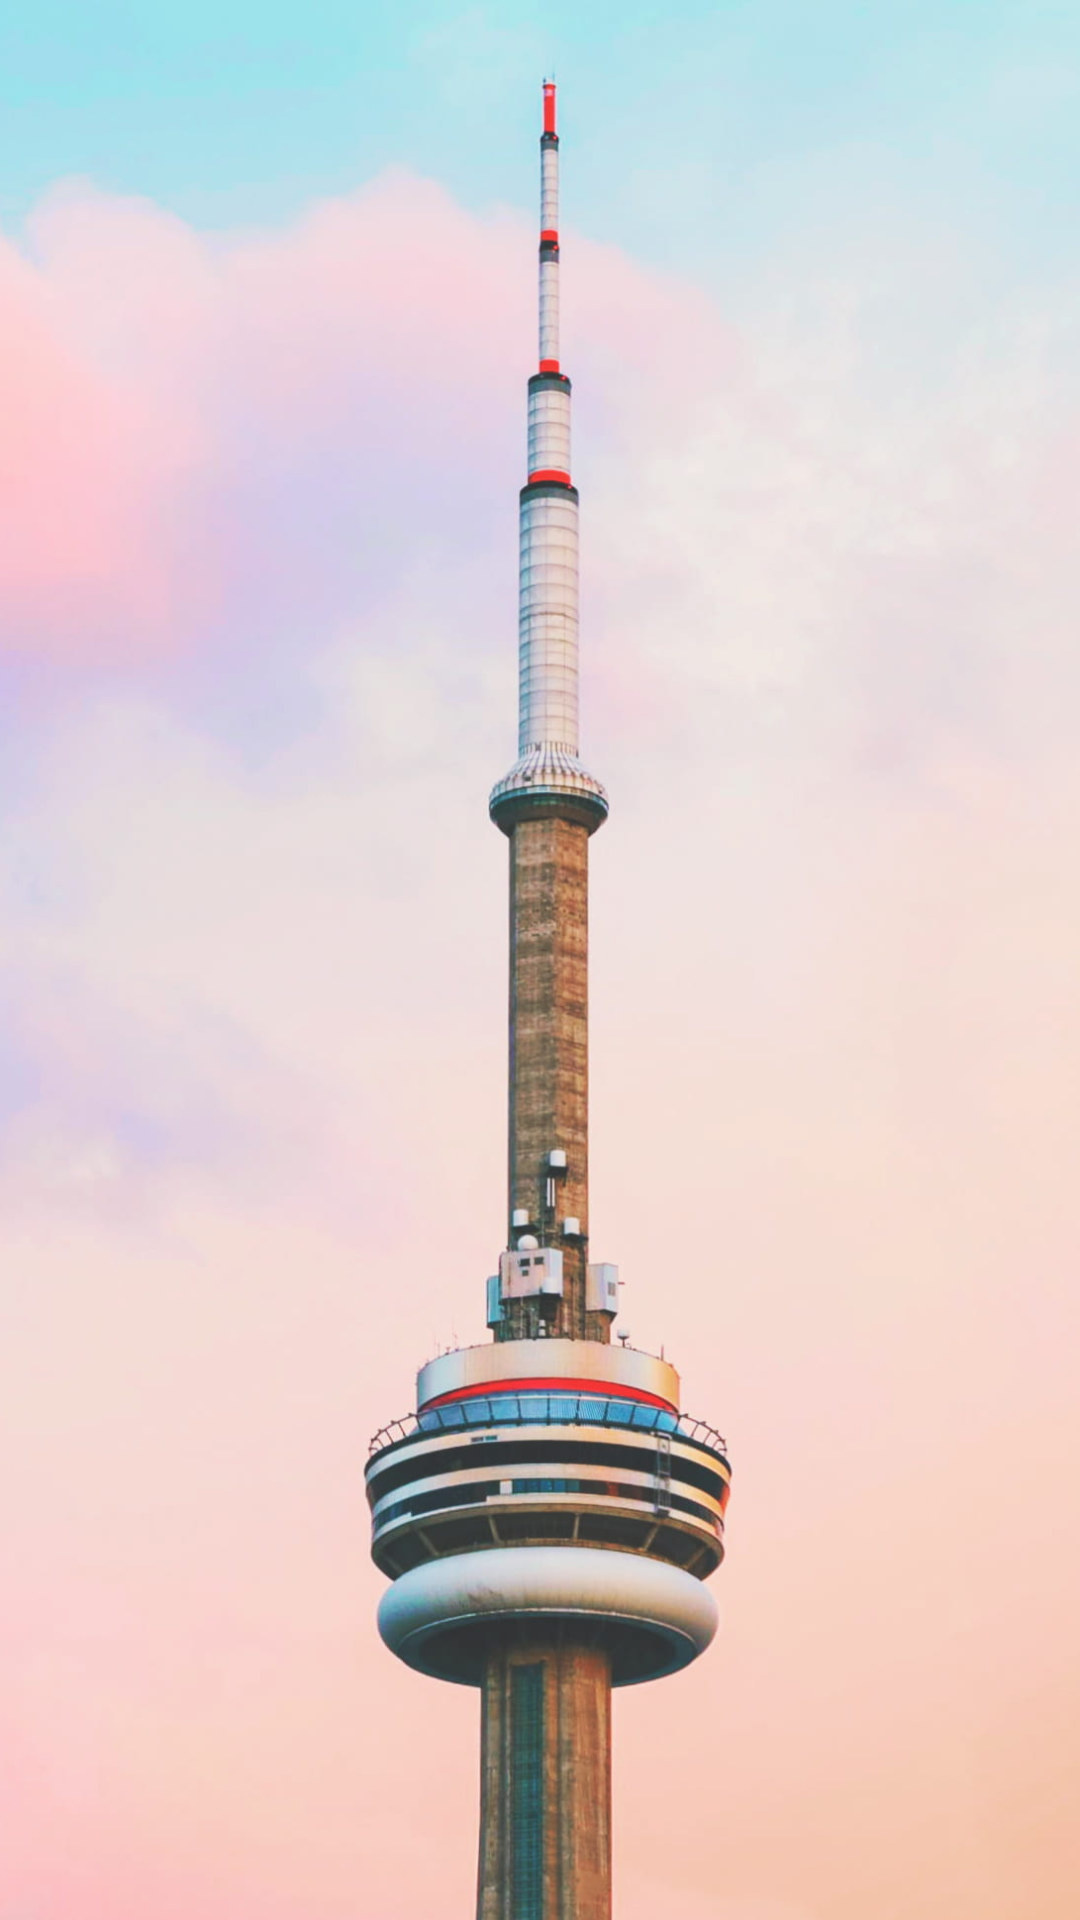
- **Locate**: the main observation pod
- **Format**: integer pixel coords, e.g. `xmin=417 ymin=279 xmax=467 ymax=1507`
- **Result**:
xmin=367 ymin=1341 xmax=730 ymax=1687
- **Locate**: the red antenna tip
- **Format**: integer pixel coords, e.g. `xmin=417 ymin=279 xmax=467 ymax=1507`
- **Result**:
xmin=542 ymin=80 xmax=556 ymax=136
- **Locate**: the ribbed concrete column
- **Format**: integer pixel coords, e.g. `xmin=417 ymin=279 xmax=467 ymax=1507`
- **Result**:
xmin=477 ymin=1638 xmax=612 ymax=1920
xmin=502 ymin=812 xmax=608 ymax=1342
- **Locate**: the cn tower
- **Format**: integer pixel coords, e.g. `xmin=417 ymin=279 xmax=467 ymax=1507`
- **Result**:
xmin=367 ymin=82 xmax=731 ymax=1920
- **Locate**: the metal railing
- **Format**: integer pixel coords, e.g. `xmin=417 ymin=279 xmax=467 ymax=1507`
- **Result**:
xmin=368 ymin=1392 xmax=728 ymax=1462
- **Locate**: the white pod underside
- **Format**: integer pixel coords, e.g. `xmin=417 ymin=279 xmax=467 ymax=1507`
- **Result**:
xmin=378 ymin=1544 xmax=718 ymax=1687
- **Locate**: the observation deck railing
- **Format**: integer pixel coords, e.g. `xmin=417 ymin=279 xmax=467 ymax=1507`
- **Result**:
xmin=368 ymin=1392 xmax=728 ymax=1463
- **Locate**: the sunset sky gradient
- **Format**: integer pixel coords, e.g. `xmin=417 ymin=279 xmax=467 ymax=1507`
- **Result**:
xmin=1 ymin=5 xmax=1079 ymax=1917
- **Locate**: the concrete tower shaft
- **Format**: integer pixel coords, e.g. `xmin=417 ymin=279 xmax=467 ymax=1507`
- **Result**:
xmin=478 ymin=1641 xmax=611 ymax=1920
xmin=504 ymin=814 xmax=595 ymax=1340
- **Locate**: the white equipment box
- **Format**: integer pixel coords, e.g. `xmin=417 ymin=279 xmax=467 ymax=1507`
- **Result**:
xmin=499 ymin=1247 xmax=564 ymax=1300
xmin=586 ymin=1262 xmax=619 ymax=1314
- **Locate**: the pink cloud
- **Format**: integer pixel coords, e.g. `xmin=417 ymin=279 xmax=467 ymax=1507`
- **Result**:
xmin=0 ymin=176 xmax=528 ymax=660
xmin=0 ymin=171 xmax=750 ymax=668
xmin=0 ymin=231 xmax=187 ymax=647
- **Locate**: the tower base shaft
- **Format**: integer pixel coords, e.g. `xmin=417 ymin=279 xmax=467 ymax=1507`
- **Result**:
xmin=477 ymin=1635 xmax=612 ymax=1920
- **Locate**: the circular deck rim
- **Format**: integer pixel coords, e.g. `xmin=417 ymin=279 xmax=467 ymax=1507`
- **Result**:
xmin=377 ymin=1543 xmax=719 ymax=1687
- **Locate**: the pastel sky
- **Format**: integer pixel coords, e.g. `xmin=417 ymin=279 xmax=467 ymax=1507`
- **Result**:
xmin=1 ymin=4 xmax=1079 ymax=1917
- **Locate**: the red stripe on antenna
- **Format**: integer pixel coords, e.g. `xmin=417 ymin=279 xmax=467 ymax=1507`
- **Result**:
xmin=543 ymin=81 xmax=556 ymax=135
xmin=528 ymin=469 xmax=572 ymax=485
xmin=539 ymin=359 xmax=560 ymax=373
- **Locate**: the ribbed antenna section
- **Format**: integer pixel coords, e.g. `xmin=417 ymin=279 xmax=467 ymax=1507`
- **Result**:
xmin=490 ymin=79 xmax=607 ymax=837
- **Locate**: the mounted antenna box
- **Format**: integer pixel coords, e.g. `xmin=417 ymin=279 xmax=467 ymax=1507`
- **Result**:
xmin=547 ymin=1149 xmax=567 ymax=1172
xmin=586 ymin=1262 xmax=619 ymax=1315
xmin=485 ymin=1275 xmax=504 ymax=1328
xmin=511 ymin=1207 xmax=531 ymax=1229
xmin=499 ymin=1247 xmax=564 ymax=1301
